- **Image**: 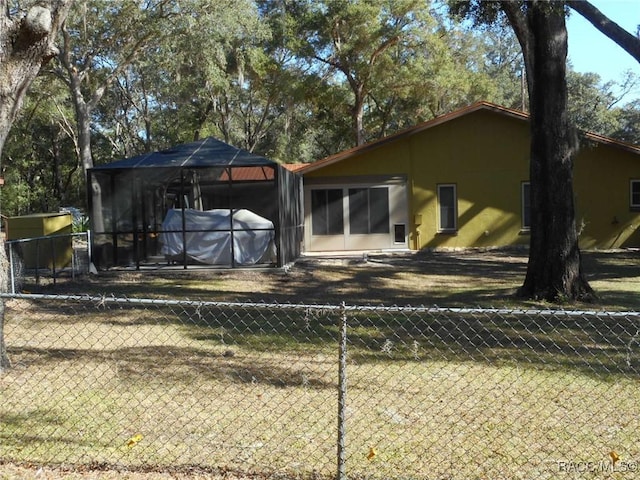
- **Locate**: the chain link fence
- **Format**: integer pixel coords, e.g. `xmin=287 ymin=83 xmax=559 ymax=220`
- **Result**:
xmin=5 ymin=233 xmax=91 ymax=293
xmin=1 ymin=293 xmax=640 ymax=479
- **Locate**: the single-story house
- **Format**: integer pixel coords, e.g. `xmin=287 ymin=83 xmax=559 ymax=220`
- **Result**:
xmin=298 ymin=101 xmax=640 ymax=253
xmin=87 ymin=137 xmax=303 ymax=269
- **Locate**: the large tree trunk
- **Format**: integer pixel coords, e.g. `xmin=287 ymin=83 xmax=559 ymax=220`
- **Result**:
xmin=0 ymin=0 xmax=72 ymax=370
xmin=0 ymin=5 xmax=62 ymax=151
xmin=60 ymin=23 xmax=109 ymax=233
xmin=516 ymin=3 xmax=594 ymax=302
xmin=75 ymin=96 xmax=105 ymax=232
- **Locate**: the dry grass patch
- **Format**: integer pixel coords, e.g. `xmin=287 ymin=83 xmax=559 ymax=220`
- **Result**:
xmin=28 ymin=249 xmax=640 ymax=310
xmin=3 ymin=292 xmax=640 ymax=479
xmin=3 ymin=249 xmax=640 ymax=478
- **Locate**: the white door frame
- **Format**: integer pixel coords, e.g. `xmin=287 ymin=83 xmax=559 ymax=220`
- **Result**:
xmin=303 ymin=175 xmax=408 ymax=252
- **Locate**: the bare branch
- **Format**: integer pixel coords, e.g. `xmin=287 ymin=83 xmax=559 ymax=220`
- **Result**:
xmin=499 ymin=1 xmax=534 ymax=94
xmin=567 ymin=0 xmax=640 ymax=64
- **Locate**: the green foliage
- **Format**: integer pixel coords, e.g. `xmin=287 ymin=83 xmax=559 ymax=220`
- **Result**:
xmin=613 ymin=99 xmax=640 ymax=144
xmin=278 ymin=0 xmax=440 ymax=144
xmin=1 ymin=76 xmax=83 ymax=216
xmin=2 ymin=0 xmax=640 ymax=216
xmin=567 ymin=71 xmax=620 ymax=135
xmin=72 ymin=214 xmax=90 ymax=233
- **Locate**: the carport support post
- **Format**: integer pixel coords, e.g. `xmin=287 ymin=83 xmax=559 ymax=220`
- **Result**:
xmin=180 ymin=169 xmax=188 ymax=269
xmin=337 ymin=302 xmax=348 ymax=480
xmin=8 ymin=243 xmax=15 ymax=294
xmin=50 ymin=236 xmax=57 ymax=286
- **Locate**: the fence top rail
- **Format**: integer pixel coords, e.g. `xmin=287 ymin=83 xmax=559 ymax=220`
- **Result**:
xmin=2 ymin=292 xmax=639 ymax=318
xmin=4 ymin=232 xmax=88 ymax=244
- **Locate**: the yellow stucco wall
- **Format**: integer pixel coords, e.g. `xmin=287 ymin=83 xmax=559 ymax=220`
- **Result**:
xmin=573 ymin=142 xmax=640 ymax=249
xmin=304 ymin=107 xmax=640 ymax=250
xmin=407 ymin=110 xmax=530 ymax=249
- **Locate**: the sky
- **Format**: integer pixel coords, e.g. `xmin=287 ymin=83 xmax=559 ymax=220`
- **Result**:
xmin=566 ymin=0 xmax=639 ymax=96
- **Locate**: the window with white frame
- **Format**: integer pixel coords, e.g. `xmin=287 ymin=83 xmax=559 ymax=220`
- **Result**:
xmin=311 ymin=189 xmax=344 ymax=235
xmin=522 ymin=182 xmax=531 ymax=230
xmin=348 ymin=187 xmax=390 ymax=234
xmin=631 ymin=180 xmax=640 ymax=209
xmin=437 ymin=184 xmax=457 ymax=232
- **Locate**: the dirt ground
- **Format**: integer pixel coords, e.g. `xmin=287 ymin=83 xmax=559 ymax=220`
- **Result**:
xmin=0 ymin=462 xmax=293 ymax=480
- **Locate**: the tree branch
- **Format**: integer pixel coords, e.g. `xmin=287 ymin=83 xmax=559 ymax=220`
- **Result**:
xmin=500 ymin=1 xmax=534 ymax=95
xmin=567 ymin=0 xmax=640 ymax=64
xmin=499 ymin=2 xmax=530 ymax=62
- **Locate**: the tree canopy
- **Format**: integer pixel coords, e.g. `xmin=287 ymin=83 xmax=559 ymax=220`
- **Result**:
xmin=2 ymin=0 xmax=637 ymax=214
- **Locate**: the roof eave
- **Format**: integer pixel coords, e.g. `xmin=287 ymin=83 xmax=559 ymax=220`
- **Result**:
xmin=297 ymin=101 xmax=528 ymax=174
xmin=297 ymin=101 xmax=640 ymax=174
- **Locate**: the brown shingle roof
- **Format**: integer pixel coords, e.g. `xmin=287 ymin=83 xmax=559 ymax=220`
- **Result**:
xmin=281 ymin=163 xmax=308 ymax=172
xmin=218 ymin=166 xmax=275 ymax=181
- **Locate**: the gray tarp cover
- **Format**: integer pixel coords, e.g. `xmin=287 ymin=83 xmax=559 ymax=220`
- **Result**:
xmin=160 ymin=208 xmax=275 ymax=265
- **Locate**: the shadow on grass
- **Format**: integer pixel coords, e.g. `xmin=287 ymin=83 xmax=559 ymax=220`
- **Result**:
xmin=582 ymin=250 xmax=640 ymax=282
xmin=8 ymin=296 xmax=640 ymax=382
xmin=344 ymin=310 xmax=640 ymax=380
xmin=22 ymin=250 xmax=528 ymax=305
xmin=8 ymin=249 xmax=640 ymax=384
xmin=0 ymin=410 xmax=109 ymax=451
xmin=7 ymin=344 xmax=337 ymax=390
xmin=0 ymin=410 xmax=64 ymax=430
xmin=26 ymin=249 xmax=639 ymax=310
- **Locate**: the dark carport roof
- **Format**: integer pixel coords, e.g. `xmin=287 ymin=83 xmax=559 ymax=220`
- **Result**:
xmin=90 ymin=137 xmax=278 ymax=170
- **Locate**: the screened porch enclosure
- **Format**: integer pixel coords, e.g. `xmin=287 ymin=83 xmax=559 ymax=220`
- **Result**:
xmin=87 ymin=138 xmax=302 ymax=269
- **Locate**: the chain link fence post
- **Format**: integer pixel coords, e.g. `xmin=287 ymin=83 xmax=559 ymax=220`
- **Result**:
xmin=337 ymin=301 xmax=348 ymax=480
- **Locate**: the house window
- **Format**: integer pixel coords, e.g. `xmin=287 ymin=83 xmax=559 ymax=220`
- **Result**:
xmin=348 ymin=187 xmax=390 ymax=234
xmin=311 ymin=189 xmax=344 ymax=235
xmin=437 ymin=184 xmax=457 ymax=232
xmin=631 ymin=180 xmax=640 ymax=209
xmin=522 ymin=182 xmax=531 ymax=230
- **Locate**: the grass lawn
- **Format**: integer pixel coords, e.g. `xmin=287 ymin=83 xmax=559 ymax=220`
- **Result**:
xmin=23 ymin=248 xmax=640 ymax=310
xmin=2 ymin=249 xmax=639 ymax=479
